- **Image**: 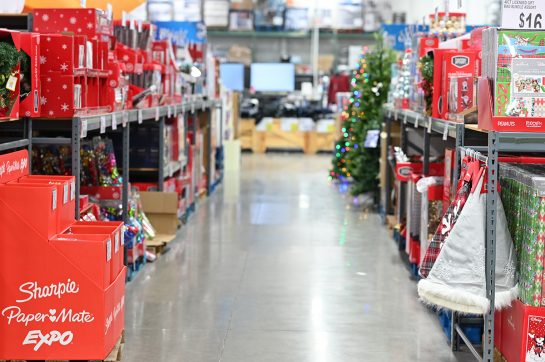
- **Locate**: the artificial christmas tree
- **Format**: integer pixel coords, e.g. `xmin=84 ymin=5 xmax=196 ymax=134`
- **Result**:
xmin=330 ymin=33 xmax=395 ymax=188
xmin=349 ymin=34 xmax=396 ymax=197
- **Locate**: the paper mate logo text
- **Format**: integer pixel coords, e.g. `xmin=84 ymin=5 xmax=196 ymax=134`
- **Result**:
xmin=526 ymin=120 xmax=543 ymax=128
xmin=451 ymin=56 xmax=470 ymax=68
xmin=23 ymin=330 xmax=74 ymax=351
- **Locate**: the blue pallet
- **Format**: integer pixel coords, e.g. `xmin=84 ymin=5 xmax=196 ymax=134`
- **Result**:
xmin=438 ymin=310 xmax=482 ymax=345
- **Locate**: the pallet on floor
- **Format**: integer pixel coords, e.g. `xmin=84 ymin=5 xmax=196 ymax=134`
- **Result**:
xmin=1 ymin=331 xmax=124 ymax=362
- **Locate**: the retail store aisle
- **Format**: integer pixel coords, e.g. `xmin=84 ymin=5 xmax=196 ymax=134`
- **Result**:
xmin=123 ymin=154 xmax=472 ymax=362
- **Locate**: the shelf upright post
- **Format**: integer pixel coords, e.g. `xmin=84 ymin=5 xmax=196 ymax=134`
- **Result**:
xmin=423 ymin=125 xmax=430 ymax=175
xmin=122 ymin=119 xmax=130 ymax=266
xmin=384 ymin=112 xmax=393 ymax=217
xmin=452 ymin=124 xmax=465 ymax=193
xmin=398 ymin=120 xmax=408 ymax=223
xmin=484 ymin=131 xmax=499 ymax=362
xmin=206 ymin=107 xmax=212 ymax=196
xmin=158 ymin=116 xmax=165 ymax=191
xmin=72 ymin=118 xmax=81 ymax=219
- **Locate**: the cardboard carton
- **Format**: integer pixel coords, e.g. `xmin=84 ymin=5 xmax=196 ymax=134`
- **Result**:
xmin=139 ymin=191 xmax=179 ymax=243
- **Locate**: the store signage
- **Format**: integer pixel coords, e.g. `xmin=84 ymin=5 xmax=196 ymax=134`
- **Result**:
xmin=501 ymin=0 xmax=545 ymax=29
xmin=0 ymin=150 xmax=29 ymax=184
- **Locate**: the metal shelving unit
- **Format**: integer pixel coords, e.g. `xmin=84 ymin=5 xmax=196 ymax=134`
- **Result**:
xmin=383 ymin=103 xmax=545 ymax=362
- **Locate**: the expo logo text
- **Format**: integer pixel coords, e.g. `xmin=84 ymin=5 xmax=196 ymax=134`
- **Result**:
xmin=23 ymin=330 xmax=73 ymax=351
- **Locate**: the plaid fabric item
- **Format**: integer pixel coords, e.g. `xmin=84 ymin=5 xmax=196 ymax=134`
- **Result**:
xmin=419 ymin=180 xmax=471 ymax=278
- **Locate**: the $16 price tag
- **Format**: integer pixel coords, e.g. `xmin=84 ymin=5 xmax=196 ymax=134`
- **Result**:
xmin=502 ymin=0 xmax=545 ymax=29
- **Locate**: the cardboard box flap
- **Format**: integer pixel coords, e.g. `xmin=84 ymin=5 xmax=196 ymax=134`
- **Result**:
xmin=139 ymin=191 xmax=178 ymax=214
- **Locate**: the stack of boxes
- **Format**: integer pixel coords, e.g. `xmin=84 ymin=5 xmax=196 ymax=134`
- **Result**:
xmin=33 ymin=8 xmax=114 ymax=117
xmin=0 ymin=150 xmax=125 ymax=360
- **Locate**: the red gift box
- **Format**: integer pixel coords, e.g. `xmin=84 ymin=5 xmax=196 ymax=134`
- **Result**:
xmin=19 ymin=32 xmax=41 ymax=118
xmin=439 ymin=50 xmax=477 ymax=120
xmin=498 ymin=299 xmax=545 ymax=362
xmin=419 ymin=37 xmax=439 ymax=58
xmin=395 ymin=161 xmax=444 ymax=182
xmin=33 ymin=8 xmax=113 ymax=39
xmin=432 ymin=49 xmax=456 ymax=119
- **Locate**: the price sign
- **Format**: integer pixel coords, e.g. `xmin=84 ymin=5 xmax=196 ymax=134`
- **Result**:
xmin=414 ymin=114 xmax=419 ymax=128
xmin=155 ymin=107 xmax=160 ymax=121
xmin=394 ymin=109 xmax=398 ymax=121
xmin=138 ymin=110 xmax=143 ymax=124
xmin=191 ymin=102 xmax=195 ymax=114
xmin=81 ymin=120 xmax=88 ymax=138
xmin=427 ymin=117 xmax=432 ymax=133
xmin=168 ymin=106 xmax=172 ymax=118
xmin=100 ymin=116 xmax=106 ymax=134
xmin=112 ymin=113 xmax=117 ymax=130
xmin=502 ymin=0 xmax=545 ymax=29
xmin=122 ymin=111 xmax=128 ymax=127
xmin=202 ymin=102 xmax=205 ymax=112
xmin=403 ymin=113 xmax=408 ymax=124
xmin=443 ymin=123 xmax=449 ymax=141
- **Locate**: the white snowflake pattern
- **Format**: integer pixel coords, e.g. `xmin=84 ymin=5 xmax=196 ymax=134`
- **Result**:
xmin=62 ymin=84 xmax=67 ymax=90
xmin=42 ymin=14 xmax=49 ymax=22
xmin=59 ymin=14 xmax=64 ymax=18
xmin=122 ymin=55 xmax=129 ymax=61
xmin=432 ymin=261 xmax=452 ymax=281
xmin=40 ymin=55 xmax=47 ymax=65
xmin=46 ymin=37 xmax=51 ymax=42
xmin=62 ymin=44 xmax=67 ymax=50
xmin=77 ymin=28 xmax=82 ymax=33
xmin=88 ymin=10 xmax=92 ymax=14
xmin=503 ymin=260 xmax=516 ymax=281
xmin=48 ymin=110 xmax=54 ymax=116
xmin=470 ymin=244 xmax=486 ymax=276
xmin=40 ymin=96 xmax=47 ymax=105
xmin=69 ymin=17 xmax=77 ymax=25
xmin=63 ymin=27 xmax=68 ymax=32
xmin=87 ymin=22 xmax=93 ymax=29
xmin=61 ymin=103 xmax=69 ymax=112
xmin=60 ymin=63 xmax=68 ymax=72
xmin=46 ymin=77 xmax=52 ymax=82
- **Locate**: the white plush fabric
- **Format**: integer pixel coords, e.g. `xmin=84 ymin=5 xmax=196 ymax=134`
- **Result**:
xmin=417 ymin=171 xmax=517 ymax=314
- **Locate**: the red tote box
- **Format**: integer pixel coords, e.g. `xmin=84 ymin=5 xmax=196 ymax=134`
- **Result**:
xmin=0 ymin=183 xmax=59 ymax=239
xmin=51 ymin=233 xmax=113 ymax=290
xmin=67 ymin=222 xmax=124 ymax=283
xmin=15 ymin=176 xmax=76 ymax=233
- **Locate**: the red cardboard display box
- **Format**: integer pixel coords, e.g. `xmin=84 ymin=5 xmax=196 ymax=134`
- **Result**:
xmin=432 ymin=49 xmax=456 ymax=119
xmin=439 ymin=50 xmax=477 ymax=120
xmin=0 ymin=150 xmax=125 ymax=360
xmin=395 ymin=161 xmax=444 ymax=182
xmin=33 ymin=8 xmax=113 ymax=39
xmin=498 ymin=299 xmax=545 ymax=362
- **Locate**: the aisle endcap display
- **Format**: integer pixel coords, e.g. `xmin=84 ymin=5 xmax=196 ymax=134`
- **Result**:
xmin=0 ymin=150 xmax=125 ymax=360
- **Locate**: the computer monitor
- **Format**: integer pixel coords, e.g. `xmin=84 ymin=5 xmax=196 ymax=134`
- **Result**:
xmin=250 ymin=63 xmax=295 ymax=92
xmin=219 ymin=63 xmax=245 ymax=91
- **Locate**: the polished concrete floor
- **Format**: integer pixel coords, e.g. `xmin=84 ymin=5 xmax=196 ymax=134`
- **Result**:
xmin=124 ymin=154 xmax=473 ymax=362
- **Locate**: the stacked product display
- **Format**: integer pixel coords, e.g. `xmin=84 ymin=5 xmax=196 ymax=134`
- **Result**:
xmin=0 ymin=150 xmax=125 ymax=360
xmin=381 ymin=9 xmax=545 ymax=361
